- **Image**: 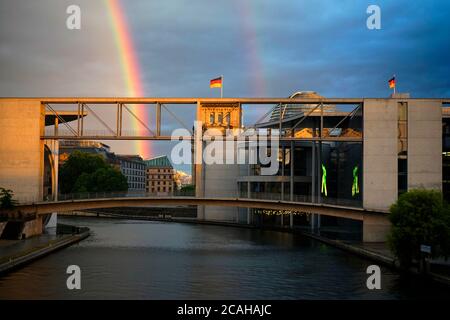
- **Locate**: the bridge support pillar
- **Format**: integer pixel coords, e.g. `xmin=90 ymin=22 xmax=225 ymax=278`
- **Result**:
xmin=195 ymin=102 xmax=205 ymax=220
xmin=22 ymin=216 xmax=44 ymax=239
xmin=0 ymin=99 xmax=44 ymax=203
xmin=362 ymin=215 xmax=390 ymax=242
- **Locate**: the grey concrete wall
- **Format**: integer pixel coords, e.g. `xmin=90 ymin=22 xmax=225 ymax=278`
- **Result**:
xmin=408 ymin=100 xmax=442 ymax=190
xmin=22 ymin=216 xmax=43 ymax=238
xmin=0 ymin=99 xmax=44 ymax=202
xmin=363 ymin=99 xmax=398 ymax=211
xmin=203 ymin=163 xmax=241 ymax=221
xmin=202 ymin=141 xmax=240 ymax=221
xmin=362 ymin=215 xmax=391 ymax=242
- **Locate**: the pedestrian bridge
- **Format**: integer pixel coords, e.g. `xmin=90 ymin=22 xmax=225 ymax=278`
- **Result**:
xmin=2 ymin=194 xmax=390 ymax=242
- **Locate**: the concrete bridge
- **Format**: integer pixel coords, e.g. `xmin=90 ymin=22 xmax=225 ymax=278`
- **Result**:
xmin=2 ymin=195 xmax=390 ymax=242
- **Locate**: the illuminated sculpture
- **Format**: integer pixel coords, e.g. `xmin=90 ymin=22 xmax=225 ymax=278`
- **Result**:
xmin=321 ymin=164 xmax=327 ymax=197
xmin=352 ymin=165 xmax=360 ymax=197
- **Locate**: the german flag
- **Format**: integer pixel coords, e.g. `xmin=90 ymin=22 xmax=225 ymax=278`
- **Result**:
xmin=388 ymin=76 xmax=396 ymax=89
xmin=210 ymin=77 xmax=222 ymax=88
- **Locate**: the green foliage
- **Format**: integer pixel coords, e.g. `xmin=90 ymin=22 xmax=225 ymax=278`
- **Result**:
xmin=0 ymin=187 xmax=17 ymax=209
xmin=72 ymin=167 xmax=128 ymax=193
xmin=60 ymin=151 xmax=128 ymax=194
xmin=388 ymin=189 xmax=450 ymax=268
xmin=180 ymin=184 xmax=195 ymax=192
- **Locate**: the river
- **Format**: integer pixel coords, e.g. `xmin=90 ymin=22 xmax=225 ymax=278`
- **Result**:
xmin=0 ymin=216 xmax=449 ymax=299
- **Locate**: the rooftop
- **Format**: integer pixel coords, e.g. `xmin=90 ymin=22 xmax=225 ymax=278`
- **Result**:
xmin=144 ymin=155 xmax=173 ymax=168
xmin=269 ymin=91 xmax=336 ymax=122
xmin=116 ymin=154 xmax=145 ymax=163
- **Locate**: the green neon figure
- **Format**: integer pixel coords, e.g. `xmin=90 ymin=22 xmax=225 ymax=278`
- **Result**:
xmin=352 ymin=165 xmax=360 ymax=197
xmin=321 ymin=164 xmax=327 ymax=197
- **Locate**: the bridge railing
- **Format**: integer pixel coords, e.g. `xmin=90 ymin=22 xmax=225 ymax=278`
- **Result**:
xmin=239 ymin=192 xmax=361 ymax=208
xmin=13 ymin=190 xmax=196 ymax=205
xmin=56 ymin=190 xmax=196 ymax=201
xmin=13 ymin=190 xmax=362 ymax=208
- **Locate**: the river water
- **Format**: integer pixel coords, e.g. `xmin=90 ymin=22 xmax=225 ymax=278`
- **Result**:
xmin=0 ymin=216 xmax=449 ymax=299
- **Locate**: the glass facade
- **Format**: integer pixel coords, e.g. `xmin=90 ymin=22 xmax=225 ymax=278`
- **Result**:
xmin=238 ymin=141 xmax=363 ymax=207
xmin=237 ymin=98 xmax=365 ymax=239
xmin=320 ymin=142 xmax=362 ymax=207
xmin=398 ymin=102 xmax=408 ymax=196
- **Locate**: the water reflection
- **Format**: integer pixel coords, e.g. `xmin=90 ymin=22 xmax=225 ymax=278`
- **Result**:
xmin=0 ymin=217 xmax=449 ymax=299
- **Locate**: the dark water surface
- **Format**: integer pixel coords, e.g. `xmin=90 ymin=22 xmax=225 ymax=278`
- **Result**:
xmin=0 ymin=216 xmax=449 ymax=299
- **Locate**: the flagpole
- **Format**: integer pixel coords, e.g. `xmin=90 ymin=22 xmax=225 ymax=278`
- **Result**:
xmin=221 ymin=75 xmax=223 ymax=98
xmin=394 ymin=74 xmax=396 ymax=95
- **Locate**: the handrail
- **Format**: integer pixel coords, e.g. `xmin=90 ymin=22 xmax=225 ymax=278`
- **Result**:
xmin=14 ymin=191 xmax=362 ymax=209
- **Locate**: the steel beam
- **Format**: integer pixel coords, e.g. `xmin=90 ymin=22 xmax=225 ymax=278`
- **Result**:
xmin=156 ymin=103 xmax=161 ymax=136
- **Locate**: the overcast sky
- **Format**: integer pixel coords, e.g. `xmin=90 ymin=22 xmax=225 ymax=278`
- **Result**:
xmin=1 ymin=0 xmax=449 ymax=173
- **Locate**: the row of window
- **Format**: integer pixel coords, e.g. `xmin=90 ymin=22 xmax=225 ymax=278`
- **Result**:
xmin=147 ymin=175 xmax=173 ymax=180
xmin=123 ymin=169 xmax=145 ymax=176
xmin=129 ymin=183 xmax=145 ymax=190
xmin=148 ymin=181 xmax=173 ymax=186
xmin=147 ymin=168 xmax=173 ymax=173
xmin=209 ymin=112 xmax=231 ymax=125
xmin=121 ymin=161 xmax=145 ymax=170
xmin=148 ymin=186 xmax=173 ymax=193
xmin=127 ymin=176 xmax=145 ymax=183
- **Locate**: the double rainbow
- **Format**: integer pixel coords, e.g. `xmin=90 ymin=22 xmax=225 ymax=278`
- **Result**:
xmin=105 ymin=0 xmax=269 ymax=158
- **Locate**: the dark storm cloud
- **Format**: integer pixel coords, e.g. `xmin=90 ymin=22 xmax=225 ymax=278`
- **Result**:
xmin=1 ymin=0 xmax=449 ymax=98
xmin=124 ymin=0 xmax=450 ymax=98
xmin=1 ymin=0 xmax=449 ymax=165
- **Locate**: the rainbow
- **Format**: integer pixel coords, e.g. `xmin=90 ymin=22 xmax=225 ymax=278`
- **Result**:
xmin=234 ymin=0 xmax=267 ymax=96
xmin=105 ymin=0 xmax=151 ymax=158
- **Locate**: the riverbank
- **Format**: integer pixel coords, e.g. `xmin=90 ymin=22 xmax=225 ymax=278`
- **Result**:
xmin=0 ymin=226 xmax=89 ymax=275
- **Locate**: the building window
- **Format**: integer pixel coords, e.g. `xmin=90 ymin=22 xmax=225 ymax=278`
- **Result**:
xmin=225 ymin=112 xmax=230 ymax=126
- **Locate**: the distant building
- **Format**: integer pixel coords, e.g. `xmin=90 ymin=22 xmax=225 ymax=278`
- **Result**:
xmin=59 ymin=140 xmax=146 ymax=192
xmin=173 ymin=170 xmax=192 ymax=190
xmin=59 ymin=140 xmax=119 ymax=167
xmin=144 ymin=156 xmax=175 ymax=195
xmin=116 ymin=155 xmax=146 ymax=192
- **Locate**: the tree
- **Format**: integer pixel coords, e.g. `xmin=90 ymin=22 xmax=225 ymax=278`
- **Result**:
xmin=0 ymin=187 xmax=17 ymax=209
xmin=72 ymin=167 xmax=128 ymax=193
xmin=388 ymin=189 xmax=450 ymax=268
xmin=179 ymin=184 xmax=195 ymax=195
xmin=60 ymin=151 xmax=128 ymax=194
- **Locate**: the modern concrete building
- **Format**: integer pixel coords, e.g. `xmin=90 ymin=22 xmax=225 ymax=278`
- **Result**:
xmin=194 ymin=93 xmax=445 ymax=241
xmin=144 ymin=156 xmax=175 ymax=195
xmin=116 ymin=155 xmax=146 ymax=192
